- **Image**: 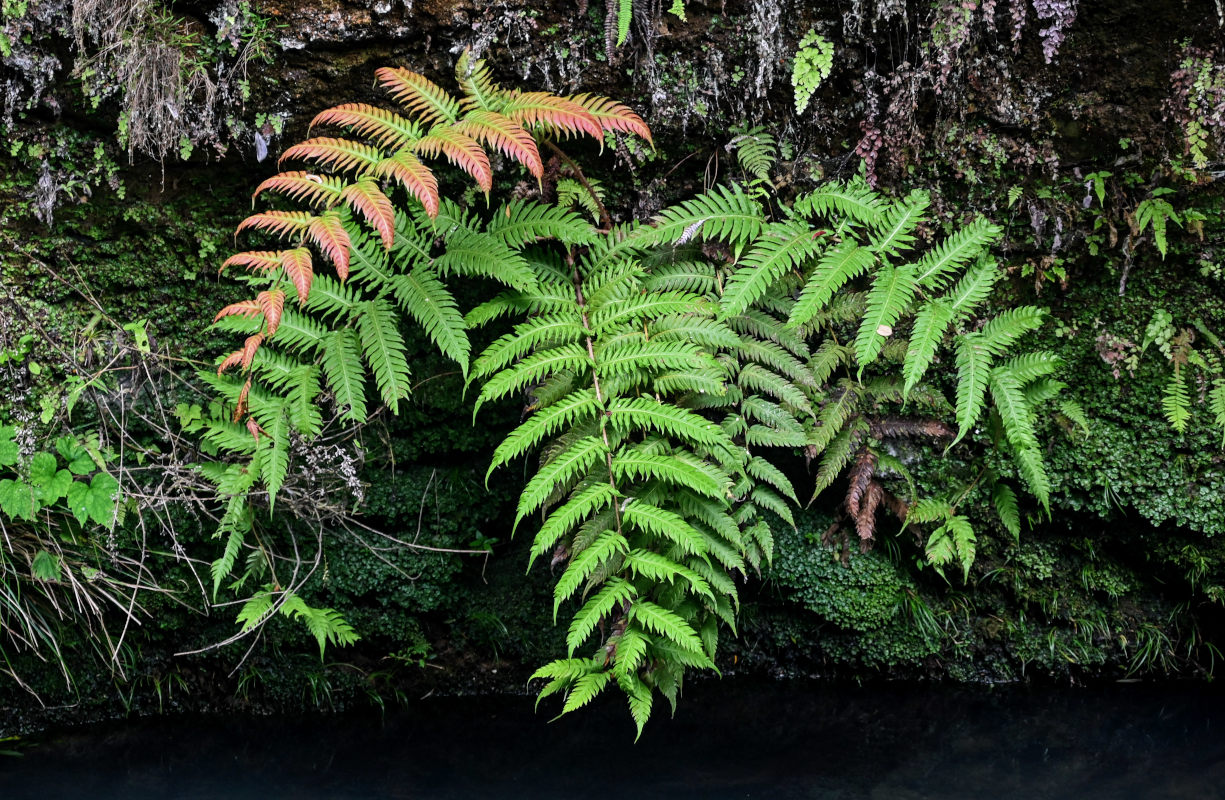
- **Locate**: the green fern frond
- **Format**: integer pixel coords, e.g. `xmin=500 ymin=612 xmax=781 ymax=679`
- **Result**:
xmin=795 ymin=178 xmax=885 ymax=228
xmin=611 ymin=450 xmax=730 ymax=501
xmin=633 ymin=184 xmax=765 ymax=250
xmin=616 ymin=0 xmax=632 ymax=46
xmin=567 ymin=577 xmax=637 ymax=655
xmin=472 ymin=316 xmax=588 ymax=382
xmin=561 ymin=668 xmax=614 ymax=714
xmin=391 ymin=268 xmax=471 ymax=374
xmin=1209 ymin=379 xmax=1225 ymax=447
xmin=1162 ymin=367 xmax=1192 ymax=433
xmin=554 ymin=529 xmax=629 ymax=615
xmin=723 ymin=220 xmax=826 ymax=317
xmin=593 ymin=291 xmax=710 ymax=332
xmin=516 ymin=435 xmax=607 ymax=526
xmin=854 ymin=263 xmax=918 ymax=368
xmin=946 ymin=256 xmax=1000 ymax=319
xmin=903 ymin=300 xmax=955 ymax=397
xmin=950 ymin=333 xmax=993 ymax=447
xmin=788 ymin=242 xmax=875 ymax=329
xmin=357 ymin=298 xmax=412 ymax=413
xmin=434 ymin=227 xmax=536 ymax=291
xmin=623 ymin=501 xmax=710 ymax=558
xmin=738 ymin=362 xmax=815 ymax=416
xmin=728 ymin=310 xmax=811 ymax=358
xmin=869 ymin=190 xmax=929 ymax=257
xmin=320 ymin=328 xmax=368 ymax=422
xmin=607 ymin=398 xmax=734 ymax=453
xmin=811 ymin=421 xmax=864 ymax=499
xmin=628 ymin=600 xmax=710 ymax=661
xmin=490 ymin=389 xmax=601 ymax=476
xmin=211 ymin=528 xmax=245 ymax=600
xmin=992 ymin=482 xmax=1022 ymax=539
xmin=488 ymin=200 xmax=597 ymax=248
xmin=979 ymin=307 xmax=1046 ymax=354
xmin=529 ymin=483 xmax=619 ymax=567
xmin=476 ymin=343 xmax=590 ymax=408
xmin=914 ymin=218 xmax=1000 ymax=290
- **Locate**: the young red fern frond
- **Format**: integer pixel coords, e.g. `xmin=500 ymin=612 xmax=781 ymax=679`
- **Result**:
xmin=567 ymin=93 xmax=653 ymax=145
xmin=310 ymin=103 xmax=425 ymax=150
xmin=340 ymin=178 xmax=395 ymax=249
xmin=376 ymin=67 xmax=462 ymax=126
xmin=499 ymin=92 xmax=603 ymax=140
xmin=252 ymin=171 xmax=345 ymax=207
xmin=240 ymin=334 xmax=264 ymax=371
xmin=279 ymin=137 xmax=385 ymax=175
xmin=412 ymin=127 xmax=493 ymax=192
xmin=222 ymin=250 xmax=287 ymax=274
xmin=257 ymin=289 xmax=286 ymax=337
xmin=454 ymin=110 xmax=543 ymax=179
xmin=281 ymin=248 xmax=314 ymax=303
xmin=217 ymin=350 xmax=244 ymax=375
xmin=375 ymin=151 xmax=441 ymax=218
xmin=306 ymin=211 xmax=352 ymax=279
xmin=235 ymin=378 xmax=252 ymax=422
xmin=214 ymin=299 xmax=261 ymax=324
xmin=237 ymin=211 xmax=315 ymax=240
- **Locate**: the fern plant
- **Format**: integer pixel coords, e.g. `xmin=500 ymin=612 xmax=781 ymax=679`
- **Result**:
xmin=201 ymin=56 xmax=1073 ymax=733
xmin=202 ymin=52 xmax=649 ymax=654
xmin=1141 ymin=311 xmax=1225 ymax=442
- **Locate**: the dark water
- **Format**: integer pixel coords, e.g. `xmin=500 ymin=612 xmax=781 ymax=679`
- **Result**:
xmin=2 ymin=681 xmax=1224 ymax=799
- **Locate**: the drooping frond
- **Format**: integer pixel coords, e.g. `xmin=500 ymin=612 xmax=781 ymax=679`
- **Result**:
xmin=320 ymin=328 xmax=367 ymax=422
xmin=903 ymin=299 xmax=955 ymax=396
xmin=340 ymin=179 xmax=395 ymax=249
xmin=454 ymin=110 xmax=543 ymax=178
xmin=281 ymin=248 xmax=314 ymax=304
xmin=413 ymin=127 xmax=493 ymax=192
xmin=375 ymin=151 xmax=441 ymax=218
xmin=356 ymin=298 xmax=412 ymax=413
xmin=375 ymin=67 xmax=461 ymax=125
xmin=567 ymin=93 xmax=654 ymax=145
xmin=222 ymin=250 xmax=287 ymax=274
xmin=306 ymin=211 xmax=352 ymax=278
xmin=951 ymin=333 xmax=993 ymax=446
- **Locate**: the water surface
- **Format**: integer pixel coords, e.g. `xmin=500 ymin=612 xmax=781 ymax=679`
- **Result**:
xmin=2 ymin=682 xmax=1222 ymax=798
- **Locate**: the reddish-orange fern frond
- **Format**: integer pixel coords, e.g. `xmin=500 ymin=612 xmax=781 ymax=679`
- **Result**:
xmin=217 ymin=350 xmax=244 ymax=375
xmin=257 ymin=289 xmax=286 ymax=337
xmin=376 ymin=151 xmax=441 ymax=218
xmin=375 ymin=67 xmax=462 ymax=126
xmin=234 ymin=378 xmax=253 ymax=422
xmin=413 ymin=128 xmax=492 ymax=193
xmin=454 ymin=110 xmax=542 ymax=179
xmin=340 ymin=178 xmax=395 ymax=248
xmin=222 ymin=251 xmax=286 ymax=273
xmin=499 ymin=92 xmax=603 ymax=141
xmin=306 ymin=211 xmax=352 ymax=279
xmin=237 ymin=211 xmax=315 ymax=240
xmin=245 ymin=416 xmax=268 ymax=443
xmin=281 ymin=248 xmax=314 ymax=304
xmin=214 ymin=299 xmax=262 ymax=324
xmin=310 ymin=103 xmax=425 ymax=150
xmin=240 ymin=334 xmax=264 ymax=371
xmin=279 ymin=138 xmax=385 ymax=175
xmin=252 ymin=171 xmax=345 ymax=207
xmin=568 ymin=93 xmax=653 ymax=145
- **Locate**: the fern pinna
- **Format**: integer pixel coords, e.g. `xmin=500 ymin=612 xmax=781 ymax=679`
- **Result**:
xmin=201 ymin=54 xmax=648 ymax=657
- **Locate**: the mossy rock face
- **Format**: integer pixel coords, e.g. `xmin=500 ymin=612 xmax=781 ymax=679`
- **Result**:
xmin=770 ymin=516 xmax=911 ymax=632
